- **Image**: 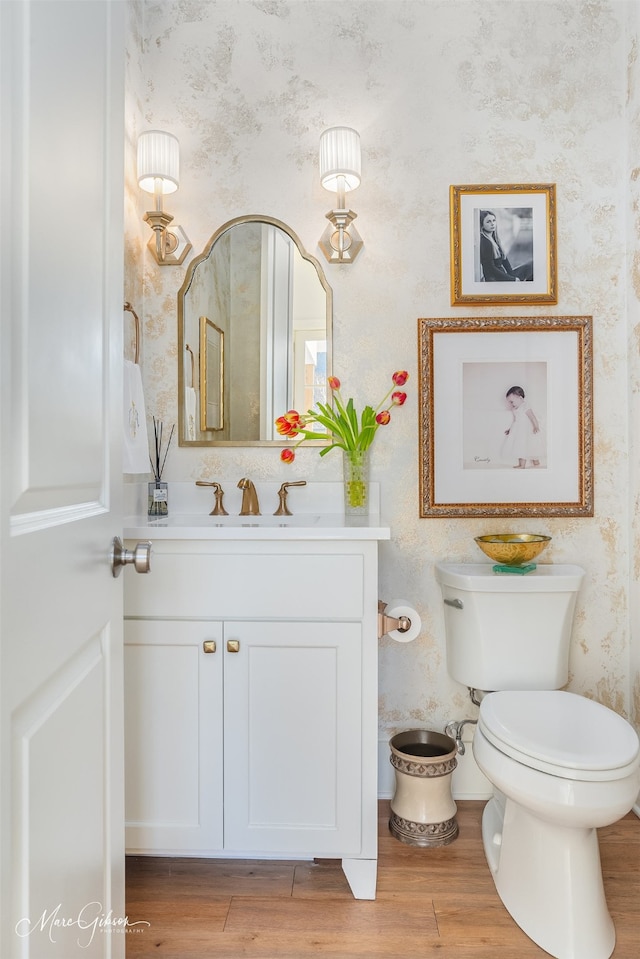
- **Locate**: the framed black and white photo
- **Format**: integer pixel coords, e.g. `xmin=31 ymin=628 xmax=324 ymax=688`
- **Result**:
xmin=450 ymin=184 xmax=557 ymax=305
xmin=418 ymin=316 xmax=593 ymax=518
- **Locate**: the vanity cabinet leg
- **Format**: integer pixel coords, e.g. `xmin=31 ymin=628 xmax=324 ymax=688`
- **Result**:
xmin=341 ymin=858 xmax=377 ymax=900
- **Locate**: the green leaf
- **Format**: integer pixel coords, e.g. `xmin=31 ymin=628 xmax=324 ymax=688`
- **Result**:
xmin=297 ymin=429 xmax=330 ymax=441
xmin=319 ymin=443 xmax=344 ymax=456
xmin=309 ymin=413 xmax=349 ymax=442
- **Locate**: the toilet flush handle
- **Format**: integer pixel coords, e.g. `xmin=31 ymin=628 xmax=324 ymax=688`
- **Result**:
xmin=444 ymin=598 xmax=464 ymax=610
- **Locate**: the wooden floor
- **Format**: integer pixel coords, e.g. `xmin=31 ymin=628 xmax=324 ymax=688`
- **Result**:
xmin=125 ymin=800 xmax=640 ymax=958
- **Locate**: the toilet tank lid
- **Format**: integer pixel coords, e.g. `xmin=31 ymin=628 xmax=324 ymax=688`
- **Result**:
xmin=434 ymin=562 xmax=585 ymax=592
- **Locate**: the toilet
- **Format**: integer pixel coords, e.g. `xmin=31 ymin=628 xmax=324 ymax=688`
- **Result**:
xmin=434 ymin=562 xmax=640 ymax=959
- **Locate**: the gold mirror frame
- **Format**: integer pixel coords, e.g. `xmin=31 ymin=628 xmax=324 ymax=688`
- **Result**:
xmin=178 ymin=215 xmax=333 ymax=447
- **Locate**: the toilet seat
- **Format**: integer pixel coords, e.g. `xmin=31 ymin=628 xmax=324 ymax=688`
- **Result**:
xmin=479 ymin=690 xmax=640 ymax=782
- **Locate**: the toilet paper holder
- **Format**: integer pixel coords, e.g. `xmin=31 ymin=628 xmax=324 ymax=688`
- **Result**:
xmin=378 ymin=600 xmax=412 ymax=639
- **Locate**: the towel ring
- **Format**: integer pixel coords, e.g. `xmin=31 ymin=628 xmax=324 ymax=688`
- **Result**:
xmin=123 ymin=301 xmax=141 ymax=365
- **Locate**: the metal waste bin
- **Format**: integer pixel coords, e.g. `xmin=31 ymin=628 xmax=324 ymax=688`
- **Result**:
xmin=389 ymin=729 xmax=458 ymax=846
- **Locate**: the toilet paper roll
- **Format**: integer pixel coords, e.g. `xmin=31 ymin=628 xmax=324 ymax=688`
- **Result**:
xmin=385 ymin=601 xmax=422 ymax=643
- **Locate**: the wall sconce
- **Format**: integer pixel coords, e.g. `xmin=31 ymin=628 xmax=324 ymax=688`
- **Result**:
xmin=137 ymin=130 xmax=192 ymax=265
xmin=318 ymin=126 xmax=363 ymax=264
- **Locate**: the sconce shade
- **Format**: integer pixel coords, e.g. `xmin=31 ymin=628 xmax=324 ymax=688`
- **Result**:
xmin=137 ymin=130 xmax=179 ymax=195
xmin=319 ymin=126 xmax=361 ymax=193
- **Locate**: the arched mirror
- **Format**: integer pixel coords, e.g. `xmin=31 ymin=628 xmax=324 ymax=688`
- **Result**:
xmin=178 ymin=215 xmax=332 ymax=446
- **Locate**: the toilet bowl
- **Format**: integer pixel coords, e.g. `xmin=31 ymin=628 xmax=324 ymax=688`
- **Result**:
xmin=473 ymin=690 xmax=640 ymax=959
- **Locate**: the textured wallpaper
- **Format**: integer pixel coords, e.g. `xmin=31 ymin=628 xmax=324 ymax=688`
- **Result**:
xmin=125 ymin=0 xmax=640 ymax=748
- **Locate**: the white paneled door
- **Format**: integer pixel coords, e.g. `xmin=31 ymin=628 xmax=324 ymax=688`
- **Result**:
xmin=1 ymin=2 xmax=126 ymax=957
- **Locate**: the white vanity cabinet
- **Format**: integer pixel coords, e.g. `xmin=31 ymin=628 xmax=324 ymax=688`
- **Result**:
xmin=123 ymin=530 xmax=388 ymax=900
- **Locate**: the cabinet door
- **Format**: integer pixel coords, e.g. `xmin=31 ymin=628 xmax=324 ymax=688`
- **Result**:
xmin=124 ymin=620 xmax=223 ymax=853
xmin=223 ymin=621 xmax=362 ymax=855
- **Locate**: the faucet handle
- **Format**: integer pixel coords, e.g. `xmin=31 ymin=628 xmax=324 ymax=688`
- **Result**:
xmin=274 ymin=480 xmax=307 ymax=516
xmin=195 ymin=480 xmax=228 ymax=516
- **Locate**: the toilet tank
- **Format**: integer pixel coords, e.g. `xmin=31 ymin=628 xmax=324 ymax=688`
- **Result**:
xmin=434 ymin=563 xmax=585 ymax=691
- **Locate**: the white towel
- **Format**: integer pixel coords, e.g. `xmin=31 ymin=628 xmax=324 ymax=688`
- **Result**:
xmin=123 ymin=360 xmax=150 ymax=474
xmin=185 ymin=387 xmax=197 ymax=441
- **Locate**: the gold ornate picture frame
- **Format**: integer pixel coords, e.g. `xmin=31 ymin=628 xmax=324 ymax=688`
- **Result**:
xmin=450 ymin=184 xmax=557 ymax=305
xmin=418 ymin=316 xmax=593 ymax=518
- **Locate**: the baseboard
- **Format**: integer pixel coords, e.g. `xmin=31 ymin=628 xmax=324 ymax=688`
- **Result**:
xmin=378 ymin=729 xmax=492 ymax=801
xmin=377 ymin=739 xmax=395 ymax=799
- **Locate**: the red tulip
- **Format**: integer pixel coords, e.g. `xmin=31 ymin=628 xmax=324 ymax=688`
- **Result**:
xmin=275 ymin=410 xmax=302 ymax=436
xmin=328 ymin=376 xmax=341 ymax=390
xmin=280 ymin=448 xmax=295 ymax=463
xmin=392 ymin=371 xmax=409 ymax=386
xmin=391 ymin=391 xmax=407 ymax=406
xmin=376 ymin=410 xmax=391 ymax=425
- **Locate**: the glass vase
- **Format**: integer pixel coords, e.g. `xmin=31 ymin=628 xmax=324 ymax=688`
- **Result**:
xmin=342 ymin=449 xmax=370 ymax=516
xmin=148 ymin=481 xmax=168 ymax=517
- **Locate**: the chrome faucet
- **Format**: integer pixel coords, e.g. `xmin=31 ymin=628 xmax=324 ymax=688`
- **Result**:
xmin=237 ymin=478 xmax=260 ymax=515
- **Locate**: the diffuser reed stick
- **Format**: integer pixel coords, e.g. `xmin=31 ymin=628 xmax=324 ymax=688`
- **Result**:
xmin=148 ymin=417 xmax=174 ymax=516
xmin=149 ymin=417 xmax=174 ymax=482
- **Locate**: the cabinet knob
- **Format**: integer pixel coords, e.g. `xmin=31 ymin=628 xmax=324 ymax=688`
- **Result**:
xmin=227 ymin=640 xmax=240 ymax=653
xmin=203 ymin=640 xmax=217 ymax=654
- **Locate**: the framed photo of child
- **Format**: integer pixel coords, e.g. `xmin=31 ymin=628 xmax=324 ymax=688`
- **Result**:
xmin=450 ymin=184 xmax=557 ymax=305
xmin=418 ymin=315 xmax=593 ymax=518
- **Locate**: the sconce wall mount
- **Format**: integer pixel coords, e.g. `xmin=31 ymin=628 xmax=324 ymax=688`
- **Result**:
xmin=319 ymin=126 xmax=363 ymax=264
xmin=137 ymin=130 xmax=192 ymax=266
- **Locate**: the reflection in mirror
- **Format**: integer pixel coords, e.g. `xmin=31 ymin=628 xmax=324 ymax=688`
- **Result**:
xmin=184 ymin=344 xmax=197 ymax=440
xmin=199 ymin=317 xmax=223 ymax=431
xmin=178 ymin=216 xmax=332 ymax=446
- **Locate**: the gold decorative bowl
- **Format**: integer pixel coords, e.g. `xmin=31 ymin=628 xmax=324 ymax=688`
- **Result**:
xmin=474 ymin=533 xmax=551 ymax=566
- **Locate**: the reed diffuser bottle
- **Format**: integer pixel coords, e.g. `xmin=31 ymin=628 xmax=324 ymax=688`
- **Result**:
xmin=148 ymin=417 xmax=174 ymax=517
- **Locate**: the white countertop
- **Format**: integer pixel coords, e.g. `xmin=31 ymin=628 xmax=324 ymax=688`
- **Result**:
xmin=123 ymin=481 xmax=390 ymax=540
xmin=124 ymin=513 xmax=390 ymax=541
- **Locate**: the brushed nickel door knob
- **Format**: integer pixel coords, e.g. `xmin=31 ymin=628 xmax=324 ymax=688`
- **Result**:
xmin=110 ymin=537 xmax=152 ymax=577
